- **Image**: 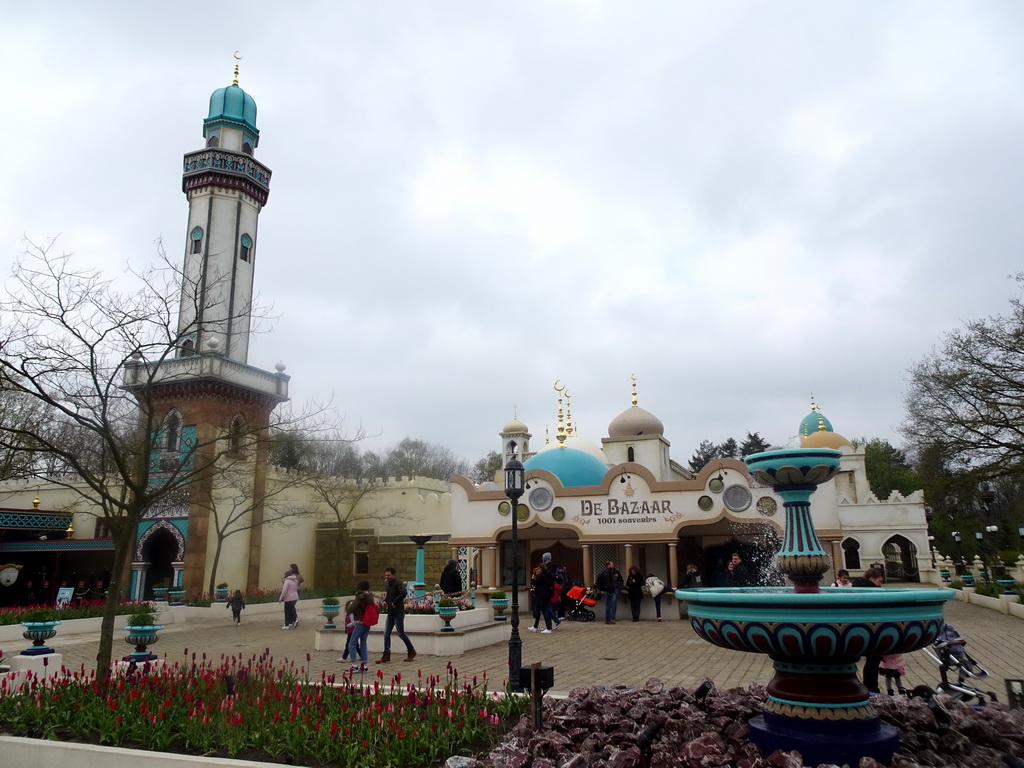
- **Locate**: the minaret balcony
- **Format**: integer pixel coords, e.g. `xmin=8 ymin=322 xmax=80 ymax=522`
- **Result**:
xmin=123 ymin=353 xmax=289 ymax=403
xmin=182 ymin=149 xmax=271 ymax=203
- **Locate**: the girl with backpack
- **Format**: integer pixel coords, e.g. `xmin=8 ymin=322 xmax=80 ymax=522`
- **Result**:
xmin=345 ymin=581 xmax=377 ymax=672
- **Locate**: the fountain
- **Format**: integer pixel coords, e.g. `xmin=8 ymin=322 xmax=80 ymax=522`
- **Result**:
xmin=677 ymin=448 xmax=954 ymax=767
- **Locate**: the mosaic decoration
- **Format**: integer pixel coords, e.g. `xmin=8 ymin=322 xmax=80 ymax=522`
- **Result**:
xmin=0 ymin=511 xmax=72 ymax=530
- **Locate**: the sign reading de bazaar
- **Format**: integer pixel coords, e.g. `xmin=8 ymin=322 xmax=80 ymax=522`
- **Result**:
xmin=575 ymin=497 xmax=675 ymax=526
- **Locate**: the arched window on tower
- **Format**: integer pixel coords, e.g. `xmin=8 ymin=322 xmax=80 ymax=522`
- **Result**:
xmin=507 ymin=440 xmax=518 ymax=459
xmin=627 ymin=447 xmax=635 ymax=462
xmin=180 ymin=339 xmax=195 ymax=358
xmin=206 ymin=135 xmax=219 ymax=148
xmin=228 ymin=415 xmax=246 ymax=455
xmin=191 ymin=227 xmax=204 ymax=254
xmin=241 ymin=141 xmax=253 ymax=156
xmin=240 ymin=233 xmax=252 ymax=263
xmin=164 ymin=412 xmax=181 ymax=454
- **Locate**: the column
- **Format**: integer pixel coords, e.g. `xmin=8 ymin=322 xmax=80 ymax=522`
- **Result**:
xmin=130 ymin=561 xmax=148 ymax=602
xmin=488 ymin=546 xmax=498 ymax=588
xmin=668 ymin=542 xmax=679 ymax=590
xmin=624 ymin=543 xmax=634 ymax=574
xmin=582 ymin=544 xmax=592 ymax=585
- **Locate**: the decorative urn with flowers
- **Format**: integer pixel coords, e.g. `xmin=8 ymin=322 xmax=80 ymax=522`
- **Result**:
xmin=20 ymin=607 xmax=61 ymax=656
xmin=215 ymin=583 xmax=230 ymax=602
xmin=321 ymin=596 xmax=341 ymax=628
xmin=489 ymin=590 xmax=509 ymax=621
xmin=123 ymin=606 xmax=164 ymax=662
xmin=435 ymin=597 xmax=458 ymax=632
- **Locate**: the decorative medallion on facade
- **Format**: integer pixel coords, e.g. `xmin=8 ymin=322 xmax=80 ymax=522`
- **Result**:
xmin=756 ymin=496 xmax=778 ymax=516
xmin=723 ymin=484 xmax=753 ymax=513
xmin=528 ymin=486 xmax=553 ymax=511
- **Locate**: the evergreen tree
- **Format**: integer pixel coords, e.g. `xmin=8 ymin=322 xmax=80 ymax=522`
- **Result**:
xmin=739 ymin=431 xmax=770 ymax=457
xmin=688 ymin=440 xmax=721 ymax=472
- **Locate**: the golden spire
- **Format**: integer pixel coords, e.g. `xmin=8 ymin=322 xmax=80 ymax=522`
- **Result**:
xmin=817 ymin=413 xmax=827 ymax=432
xmin=630 ymin=373 xmax=638 ymax=407
xmin=545 ymin=425 xmax=550 ymax=444
xmin=232 ymin=51 xmax=242 ymax=85
xmin=553 ymin=380 xmax=567 ymax=446
xmin=565 ymin=390 xmax=574 ymax=436
xmin=33 ymin=495 xmax=40 ymax=509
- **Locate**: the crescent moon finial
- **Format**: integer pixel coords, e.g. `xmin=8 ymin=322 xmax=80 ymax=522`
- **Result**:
xmin=553 ymin=380 xmax=564 ymax=392
xmin=233 ymin=51 xmax=243 ymax=60
xmin=232 ymin=52 xmax=242 ymax=85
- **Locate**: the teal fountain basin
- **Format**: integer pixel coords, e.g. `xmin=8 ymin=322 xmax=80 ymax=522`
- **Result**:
xmin=677 ymin=448 xmax=954 ymax=766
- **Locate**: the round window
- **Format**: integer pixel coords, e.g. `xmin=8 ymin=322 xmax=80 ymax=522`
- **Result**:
xmin=697 ymin=495 xmax=714 ymax=511
xmin=723 ymin=485 xmax=753 ymax=513
xmin=529 ymin=487 xmax=553 ymax=511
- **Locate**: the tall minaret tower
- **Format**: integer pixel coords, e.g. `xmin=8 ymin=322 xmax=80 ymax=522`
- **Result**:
xmin=177 ymin=56 xmax=271 ymax=362
xmin=126 ymin=60 xmax=289 ymax=600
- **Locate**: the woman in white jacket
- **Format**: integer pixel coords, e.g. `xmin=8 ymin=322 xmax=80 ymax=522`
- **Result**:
xmin=644 ymin=573 xmax=665 ymax=621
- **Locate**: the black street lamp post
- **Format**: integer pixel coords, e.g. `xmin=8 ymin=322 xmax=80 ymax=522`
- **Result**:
xmin=504 ymin=456 xmax=525 ymax=692
xmin=952 ymin=531 xmax=964 ymax=575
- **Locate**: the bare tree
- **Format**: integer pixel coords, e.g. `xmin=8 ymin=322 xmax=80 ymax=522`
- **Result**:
xmin=903 ymin=275 xmax=1024 ymax=479
xmin=0 ymin=239 xmax=317 ymax=680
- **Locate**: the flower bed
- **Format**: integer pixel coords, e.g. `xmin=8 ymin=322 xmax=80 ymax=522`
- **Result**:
xmin=0 ymin=651 xmax=526 ymax=767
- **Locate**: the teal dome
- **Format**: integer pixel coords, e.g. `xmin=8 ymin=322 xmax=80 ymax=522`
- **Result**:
xmin=799 ymin=410 xmax=833 ymax=438
xmin=524 ymin=446 xmax=608 ymax=487
xmin=206 ymin=84 xmax=259 ymax=135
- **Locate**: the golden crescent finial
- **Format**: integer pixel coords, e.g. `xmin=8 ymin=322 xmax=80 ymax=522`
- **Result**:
xmin=553 ymin=380 xmax=565 ymax=392
xmin=233 ymin=51 xmax=243 ymax=60
xmin=232 ymin=52 xmax=242 ymax=85
xmin=631 ymin=373 xmax=637 ymax=383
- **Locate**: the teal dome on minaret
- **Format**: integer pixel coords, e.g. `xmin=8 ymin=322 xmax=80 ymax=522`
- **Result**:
xmin=799 ymin=398 xmax=833 ymax=439
xmin=206 ymin=83 xmax=259 ymax=136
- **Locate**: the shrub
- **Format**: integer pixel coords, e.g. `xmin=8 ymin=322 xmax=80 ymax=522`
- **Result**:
xmin=216 ymin=582 xmax=229 ymax=589
xmin=125 ymin=607 xmax=158 ymax=627
xmin=491 ymin=590 xmax=507 ymax=600
xmin=321 ymin=596 xmax=340 ymax=605
xmin=20 ymin=607 xmax=58 ymax=623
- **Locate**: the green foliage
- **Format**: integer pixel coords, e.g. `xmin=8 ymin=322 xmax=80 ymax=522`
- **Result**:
xmin=0 ymin=655 xmax=528 ymax=766
xmin=862 ymin=438 xmax=918 ymax=500
xmin=688 ymin=440 xmax=721 ymax=472
xmin=216 ymin=582 xmax=229 ymax=589
xmin=490 ymin=590 xmax=507 ymax=600
xmin=19 ymin=607 xmax=58 ymax=623
xmin=125 ymin=607 xmax=157 ymax=626
xmin=739 ymin=432 xmax=771 ymax=457
xmin=321 ymin=596 xmax=340 ymax=605
xmin=436 ymin=597 xmax=456 ymax=608
xmin=471 ymin=450 xmax=503 ymax=484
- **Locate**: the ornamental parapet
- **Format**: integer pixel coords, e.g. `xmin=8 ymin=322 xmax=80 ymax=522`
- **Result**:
xmin=123 ymin=354 xmax=289 ymax=403
xmin=182 ymin=149 xmax=271 ymax=204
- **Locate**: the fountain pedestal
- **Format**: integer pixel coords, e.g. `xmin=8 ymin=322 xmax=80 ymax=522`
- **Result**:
xmin=678 ymin=448 xmax=953 ymax=767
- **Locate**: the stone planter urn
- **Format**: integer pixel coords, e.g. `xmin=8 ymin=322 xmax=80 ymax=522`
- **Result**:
xmin=152 ymin=587 xmax=169 ymax=602
xmin=215 ymin=586 xmax=230 ymax=602
xmin=21 ymin=621 xmax=61 ymax=656
xmin=123 ymin=624 xmax=164 ymax=662
xmin=436 ymin=605 xmax=458 ymax=632
xmin=940 ymin=569 xmax=951 ymax=584
xmin=962 ymin=573 xmax=975 ymax=587
xmin=168 ymin=588 xmax=186 ymax=606
xmin=491 ymin=597 xmax=509 ymax=621
xmin=321 ymin=601 xmax=341 ymax=629
xmin=997 ymin=578 xmax=1016 ymax=596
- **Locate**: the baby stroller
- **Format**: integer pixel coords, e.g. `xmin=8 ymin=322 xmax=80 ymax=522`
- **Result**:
xmin=564 ymin=584 xmax=598 ymax=622
xmin=918 ymin=623 xmax=998 ymax=705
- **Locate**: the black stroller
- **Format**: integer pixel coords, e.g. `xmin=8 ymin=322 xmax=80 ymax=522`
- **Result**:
xmin=916 ymin=623 xmax=998 ymax=705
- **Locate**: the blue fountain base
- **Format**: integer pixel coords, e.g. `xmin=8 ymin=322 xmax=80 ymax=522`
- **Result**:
xmin=20 ymin=646 xmax=55 ymax=656
xmin=749 ymin=712 xmax=898 ymax=766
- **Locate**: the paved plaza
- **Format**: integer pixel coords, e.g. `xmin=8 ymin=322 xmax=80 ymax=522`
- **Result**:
xmin=42 ymin=589 xmax=1024 ymax=700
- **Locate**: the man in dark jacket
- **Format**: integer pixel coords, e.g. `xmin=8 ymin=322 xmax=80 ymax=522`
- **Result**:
xmin=727 ymin=553 xmax=753 ymax=587
xmin=852 ymin=567 xmax=885 ymax=692
xmin=377 ymin=567 xmax=416 ymax=664
xmin=440 ymin=558 xmax=462 ymax=595
xmin=595 ymin=561 xmax=624 ymax=624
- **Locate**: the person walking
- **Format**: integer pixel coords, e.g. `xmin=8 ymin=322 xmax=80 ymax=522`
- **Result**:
xmin=344 ymin=580 xmax=377 ymax=672
xmin=831 ymin=569 xmax=853 ymax=587
xmin=377 ymin=567 xmax=416 ymax=663
xmin=226 ymin=589 xmax=245 ymax=625
xmin=625 ymin=566 xmax=645 ymax=622
xmin=439 ymin=558 xmax=462 ymax=595
xmin=853 ymin=567 xmax=885 ymax=693
xmin=645 ymin=573 xmax=665 ymax=621
xmin=278 ymin=569 xmax=299 ymax=629
xmin=595 ymin=561 xmax=624 ymax=624
xmin=529 ymin=562 xmax=558 ymax=633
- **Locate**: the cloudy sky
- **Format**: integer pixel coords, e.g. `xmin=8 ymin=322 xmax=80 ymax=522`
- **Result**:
xmin=3 ymin=2 xmax=1023 ymax=466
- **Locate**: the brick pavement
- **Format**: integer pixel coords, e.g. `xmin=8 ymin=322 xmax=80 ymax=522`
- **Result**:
xmin=43 ymin=590 xmax=1024 ymax=700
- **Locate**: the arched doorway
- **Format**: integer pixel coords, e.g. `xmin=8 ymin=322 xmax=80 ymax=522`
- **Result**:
xmin=882 ymin=535 xmax=919 ymax=582
xmin=142 ymin=527 xmax=178 ymax=598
